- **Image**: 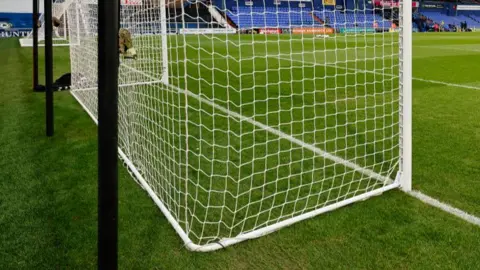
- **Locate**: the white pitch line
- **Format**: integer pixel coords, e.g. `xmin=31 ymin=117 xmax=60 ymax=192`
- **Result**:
xmin=414 ymin=45 xmax=480 ymax=53
xmin=189 ymin=55 xmax=480 ymax=91
xmin=274 ymin=55 xmax=480 ymax=91
xmin=119 ymin=63 xmax=393 ymax=184
xmin=409 ymin=190 xmax=480 ymax=227
xmin=412 ymin=77 xmax=480 ymax=91
xmin=77 ymin=57 xmax=480 ymax=227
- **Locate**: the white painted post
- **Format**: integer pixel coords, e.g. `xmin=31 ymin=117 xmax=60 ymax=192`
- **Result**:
xmin=160 ymin=0 xmax=169 ymax=84
xmin=400 ymin=0 xmax=412 ymax=191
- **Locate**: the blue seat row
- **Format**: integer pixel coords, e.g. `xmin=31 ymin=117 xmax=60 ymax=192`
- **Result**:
xmin=228 ymin=8 xmax=393 ymax=29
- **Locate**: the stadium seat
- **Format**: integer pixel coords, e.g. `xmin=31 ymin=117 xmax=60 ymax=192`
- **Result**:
xmin=228 ymin=7 xmax=392 ymax=30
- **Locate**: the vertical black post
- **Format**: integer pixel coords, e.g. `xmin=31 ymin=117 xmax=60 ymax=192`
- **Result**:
xmin=33 ymin=0 xmax=39 ymax=90
xmin=45 ymin=0 xmax=54 ymax=136
xmin=98 ymin=0 xmax=119 ymax=269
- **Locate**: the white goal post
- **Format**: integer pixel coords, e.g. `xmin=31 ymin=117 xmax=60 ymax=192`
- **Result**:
xmin=69 ymin=0 xmax=412 ymax=251
xmin=19 ymin=0 xmax=73 ymax=47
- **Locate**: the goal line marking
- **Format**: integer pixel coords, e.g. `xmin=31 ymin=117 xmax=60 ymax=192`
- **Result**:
xmin=187 ymin=55 xmax=480 ymax=91
xmin=274 ymin=55 xmax=480 ymax=91
xmin=408 ymin=191 xmax=480 ymax=227
xmin=118 ymin=63 xmax=394 ymax=184
xmin=411 ymin=77 xmax=480 ymax=91
xmin=414 ymin=45 xmax=480 ymax=53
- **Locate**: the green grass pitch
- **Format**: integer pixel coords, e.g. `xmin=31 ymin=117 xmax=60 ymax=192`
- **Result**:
xmin=78 ymin=33 xmax=402 ymax=245
xmin=1 ymin=32 xmax=480 ymax=268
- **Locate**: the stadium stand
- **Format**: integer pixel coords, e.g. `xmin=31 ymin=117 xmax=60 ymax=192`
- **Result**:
xmin=459 ymin=11 xmax=480 ymax=24
xmin=227 ymin=7 xmax=391 ymax=30
xmin=227 ymin=7 xmax=319 ymax=28
xmin=421 ymin=11 xmax=480 ymax=29
xmin=166 ymin=3 xmax=223 ymax=29
xmin=316 ymin=10 xmax=391 ymax=29
xmin=458 ymin=0 xmax=480 ymax=4
xmin=162 ymin=0 xmax=480 ymax=33
xmin=163 ymin=0 xmax=480 ymax=33
xmin=469 ymin=13 xmax=480 ymax=22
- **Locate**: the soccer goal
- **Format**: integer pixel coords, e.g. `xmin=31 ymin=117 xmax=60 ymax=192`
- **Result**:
xmin=69 ymin=0 xmax=411 ymax=251
xmin=19 ymin=0 xmax=72 ymax=47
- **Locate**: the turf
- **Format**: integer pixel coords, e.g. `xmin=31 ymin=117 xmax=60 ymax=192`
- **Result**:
xmin=76 ymin=33 xmax=402 ymax=245
xmin=0 ymin=33 xmax=480 ymax=269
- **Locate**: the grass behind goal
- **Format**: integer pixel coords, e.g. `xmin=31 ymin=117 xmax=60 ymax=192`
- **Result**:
xmin=73 ymin=33 xmax=401 ymax=246
xmin=2 ymin=33 xmax=480 ymax=268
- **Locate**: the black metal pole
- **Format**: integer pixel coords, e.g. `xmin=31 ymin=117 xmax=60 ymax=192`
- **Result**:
xmin=98 ymin=0 xmax=119 ymax=269
xmin=44 ymin=0 xmax=54 ymax=136
xmin=33 ymin=0 xmax=39 ymax=90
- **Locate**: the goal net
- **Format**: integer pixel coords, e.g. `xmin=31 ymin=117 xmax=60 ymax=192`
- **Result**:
xmin=19 ymin=0 xmax=72 ymax=47
xmin=69 ymin=0 xmax=411 ymax=251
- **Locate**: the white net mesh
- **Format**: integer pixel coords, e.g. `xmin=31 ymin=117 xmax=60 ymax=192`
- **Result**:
xmin=69 ymin=0 xmax=404 ymax=250
xmin=19 ymin=0 xmax=72 ymax=47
